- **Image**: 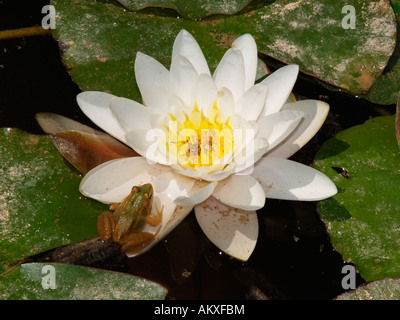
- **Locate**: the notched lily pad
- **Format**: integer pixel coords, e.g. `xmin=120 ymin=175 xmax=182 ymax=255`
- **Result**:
xmin=0 ymin=262 xmax=167 ymax=300
xmin=115 ymin=0 xmax=252 ymax=20
xmin=314 ymin=115 xmax=400 ymax=282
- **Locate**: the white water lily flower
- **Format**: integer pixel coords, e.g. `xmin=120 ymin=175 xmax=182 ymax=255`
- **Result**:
xmin=77 ymin=30 xmax=337 ymax=261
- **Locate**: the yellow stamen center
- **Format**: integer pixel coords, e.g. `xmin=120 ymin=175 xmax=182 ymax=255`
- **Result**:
xmin=163 ymin=101 xmax=234 ymax=169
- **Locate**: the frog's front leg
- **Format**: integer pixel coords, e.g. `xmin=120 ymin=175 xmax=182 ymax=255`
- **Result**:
xmin=146 ymin=203 xmax=164 ymax=227
xmin=120 ymin=232 xmax=156 ymax=255
xmin=97 ymin=211 xmax=116 ymax=242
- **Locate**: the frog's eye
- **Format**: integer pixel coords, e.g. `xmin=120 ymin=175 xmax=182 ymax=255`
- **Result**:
xmin=144 ymin=193 xmax=151 ymax=200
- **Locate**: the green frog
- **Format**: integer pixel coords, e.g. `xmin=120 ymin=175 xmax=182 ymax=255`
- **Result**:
xmin=97 ymin=184 xmax=163 ymax=255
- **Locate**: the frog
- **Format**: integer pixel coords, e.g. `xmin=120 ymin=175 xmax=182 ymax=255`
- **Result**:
xmin=97 ymin=183 xmax=163 ymax=255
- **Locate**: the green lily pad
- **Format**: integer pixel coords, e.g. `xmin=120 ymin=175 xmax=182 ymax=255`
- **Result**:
xmin=114 ymin=0 xmax=252 ymax=20
xmin=336 ymin=278 xmax=400 ymax=300
xmin=313 ymin=115 xmax=400 ymax=282
xmin=51 ymin=0 xmax=396 ymax=102
xmin=0 ymin=128 xmax=107 ymax=273
xmin=0 ymin=262 xmax=167 ymax=299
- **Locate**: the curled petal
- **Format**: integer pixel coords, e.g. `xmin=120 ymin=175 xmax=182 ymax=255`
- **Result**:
xmin=195 ymin=197 xmax=258 ymax=261
xmin=51 ymin=130 xmax=137 ymax=174
xmin=252 ymin=157 xmax=337 ymax=201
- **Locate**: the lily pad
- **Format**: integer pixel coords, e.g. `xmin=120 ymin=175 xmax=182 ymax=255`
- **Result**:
xmin=358 ymin=0 xmax=400 ymax=105
xmin=0 ymin=128 xmax=107 ymax=273
xmin=0 ymin=262 xmax=167 ymax=299
xmin=114 ymin=0 xmax=252 ymax=20
xmin=313 ymin=115 xmax=400 ymax=282
xmin=336 ymin=278 xmax=400 ymax=300
xmin=51 ymin=0 xmax=396 ymax=101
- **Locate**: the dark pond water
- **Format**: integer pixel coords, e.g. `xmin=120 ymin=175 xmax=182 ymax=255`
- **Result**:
xmin=0 ymin=0 xmax=395 ymax=300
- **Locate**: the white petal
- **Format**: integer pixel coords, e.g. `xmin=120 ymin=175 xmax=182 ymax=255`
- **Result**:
xmin=135 ymin=52 xmax=169 ymax=97
xmin=232 ymin=33 xmax=258 ymax=91
xmin=234 ymin=138 xmax=269 ymax=174
xmin=110 ymin=97 xmax=152 ymax=132
xmin=232 ymin=116 xmax=258 ymax=162
xmin=140 ymin=83 xmax=169 ymax=112
xmin=171 ymin=163 xmax=233 ymax=182
xmin=175 ymin=180 xmax=218 ymax=206
xmin=76 ymin=91 xmax=127 ymax=144
xmin=235 ymin=83 xmax=268 ymax=121
xmin=168 ymin=94 xmax=186 ymax=119
xmin=201 ymin=164 xmax=236 ymax=182
xmin=252 ymin=157 xmax=337 ymax=201
xmin=79 ymin=157 xmax=171 ymax=203
xmin=256 ymin=109 xmax=303 ymax=151
xmin=195 ymin=197 xmax=258 ymax=261
xmin=125 ymin=128 xmax=169 ymax=165
xmin=172 ymin=29 xmax=210 ymax=76
xmin=266 ymin=100 xmax=330 ymax=159
xmin=215 ymin=86 xmax=234 ymax=122
xmin=212 ymin=174 xmax=266 ymax=210
xmin=153 ymin=170 xmax=195 ymax=202
xmin=213 ymin=48 xmax=245 ymax=102
xmin=260 ymin=64 xmax=299 ymax=116
xmin=191 ymin=73 xmax=218 ymax=114
xmin=170 ymin=54 xmax=199 ymax=106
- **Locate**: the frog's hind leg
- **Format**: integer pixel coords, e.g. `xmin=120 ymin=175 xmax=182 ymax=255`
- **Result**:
xmin=121 ymin=232 xmax=155 ymax=255
xmin=97 ymin=211 xmax=115 ymax=242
